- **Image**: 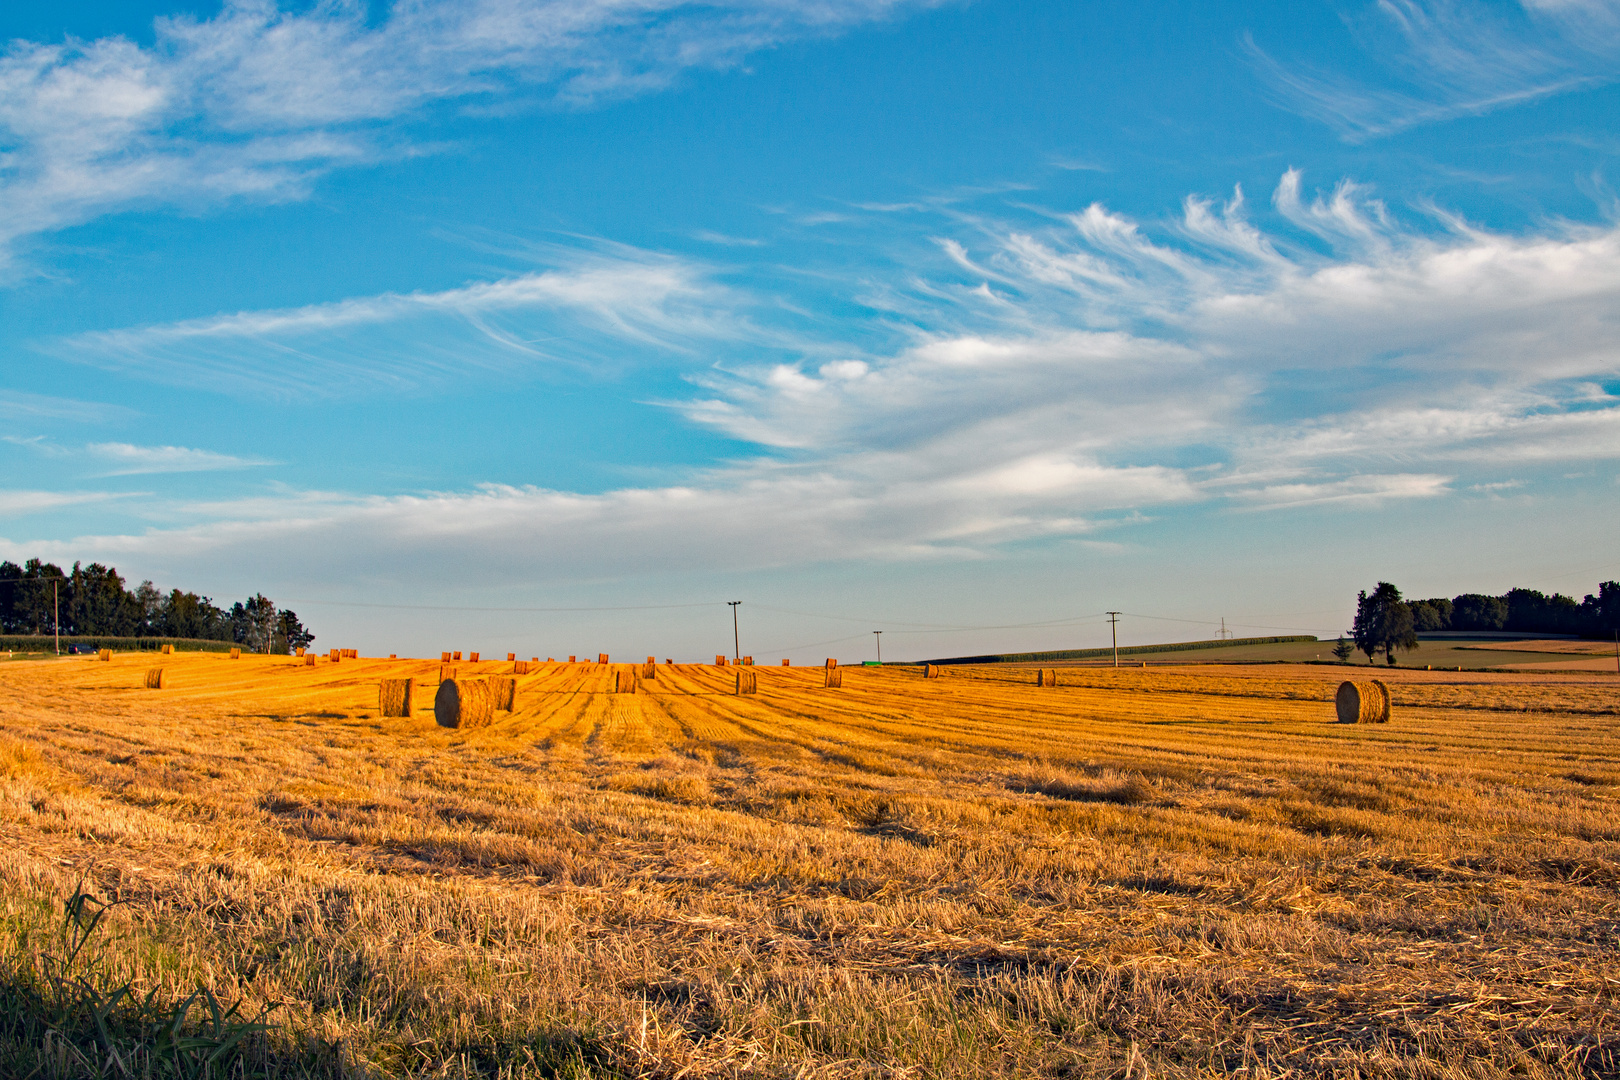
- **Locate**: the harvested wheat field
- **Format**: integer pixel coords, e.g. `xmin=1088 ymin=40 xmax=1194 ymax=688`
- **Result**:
xmin=1 ymin=653 xmax=1618 ymax=1078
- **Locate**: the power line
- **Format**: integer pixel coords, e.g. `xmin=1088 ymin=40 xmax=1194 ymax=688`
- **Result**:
xmin=282 ymin=599 xmax=724 ymax=613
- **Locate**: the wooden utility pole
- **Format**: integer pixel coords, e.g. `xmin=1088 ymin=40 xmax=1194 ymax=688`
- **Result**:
xmin=54 ymin=581 xmax=60 ymax=656
xmin=1106 ymin=611 xmax=1121 ymax=668
xmin=873 ymin=631 xmax=882 ymax=664
xmin=728 ymin=601 xmax=742 ymax=663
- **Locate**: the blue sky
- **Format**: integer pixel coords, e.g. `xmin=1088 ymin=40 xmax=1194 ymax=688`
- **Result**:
xmin=2 ymin=0 xmax=1618 ymax=660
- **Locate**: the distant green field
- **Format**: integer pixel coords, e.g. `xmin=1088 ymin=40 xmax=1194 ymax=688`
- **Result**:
xmin=944 ymin=635 xmax=1608 ymax=670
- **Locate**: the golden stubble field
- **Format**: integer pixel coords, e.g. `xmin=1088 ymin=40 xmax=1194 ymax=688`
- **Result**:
xmin=1 ymin=653 xmax=1617 ymax=1078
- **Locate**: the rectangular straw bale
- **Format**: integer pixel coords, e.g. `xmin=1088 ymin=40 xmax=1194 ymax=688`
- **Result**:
xmin=715 ymin=655 xmax=728 ymax=666
xmin=736 ymin=670 xmax=758 ymax=695
xmin=493 ymin=677 xmax=517 ymax=711
xmin=1037 ymin=668 xmax=1058 ymax=687
xmin=507 ymin=653 xmax=516 ymax=662
xmin=144 ymin=668 xmax=165 ymax=689
xmin=513 ymin=660 xmax=530 ymax=675
xmin=452 ymin=652 xmax=462 ymax=661
xmin=379 ymin=678 xmax=413 ymax=717
xmin=470 ymin=652 xmax=480 ymax=662
xmin=825 ymin=658 xmax=837 ymax=669
xmin=614 ymin=668 xmax=638 ymax=694
xmin=442 ymin=652 xmax=451 ymax=662
xmin=642 ymin=661 xmax=656 ymax=678
xmin=304 ymin=655 xmax=316 ymax=666
xmin=781 ymin=659 xmax=790 ymax=666
xmin=569 ymin=656 xmax=576 ymax=663
xmin=99 ymin=649 xmax=111 ymax=661
xmin=823 ymin=667 xmax=842 ymax=689
xmin=230 ymin=648 xmax=241 ymax=659
xmin=161 ymin=644 xmax=174 ymax=655
xmin=598 ymin=653 xmax=609 ymax=664
xmin=742 ymin=656 xmax=753 ymax=666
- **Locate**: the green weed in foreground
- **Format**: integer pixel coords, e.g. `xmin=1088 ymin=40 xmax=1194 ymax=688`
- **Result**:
xmin=0 ymin=882 xmax=273 ymax=1079
xmin=0 ymin=881 xmax=621 ymax=1079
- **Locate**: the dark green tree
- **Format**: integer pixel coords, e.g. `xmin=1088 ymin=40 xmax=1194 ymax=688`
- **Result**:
xmin=1451 ymin=593 xmax=1508 ymax=632
xmin=233 ymin=595 xmax=278 ymax=653
xmin=277 ymin=610 xmax=315 ymax=654
xmin=1582 ymin=582 xmax=1620 ymax=635
xmin=1410 ymin=598 xmax=1452 ymax=632
xmin=8 ymin=559 xmax=65 ymax=635
xmin=1332 ymin=635 xmax=1354 ymax=662
xmin=67 ymin=562 xmax=140 ymax=636
xmin=1353 ymin=582 xmax=1419 ymax=666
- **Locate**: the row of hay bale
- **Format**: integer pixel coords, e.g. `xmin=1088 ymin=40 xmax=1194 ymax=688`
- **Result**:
xmin=918 ymin=665 xmax=1398 ymax=724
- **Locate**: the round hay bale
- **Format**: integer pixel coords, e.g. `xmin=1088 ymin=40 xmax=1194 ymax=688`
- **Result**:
xmin=1335 ymin=681 xmax=1388 ymax=724
xmin=435 ymin=678 xmax=495 ymax=729
xmin=144 ymin=668 xmax=165 ymax=689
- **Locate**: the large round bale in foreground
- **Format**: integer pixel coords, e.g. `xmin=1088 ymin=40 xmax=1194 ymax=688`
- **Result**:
xmin=1336 ymin=680 xmax=1391 ymax=724
xmin=435 ymin=678 xmax=495 ymax=729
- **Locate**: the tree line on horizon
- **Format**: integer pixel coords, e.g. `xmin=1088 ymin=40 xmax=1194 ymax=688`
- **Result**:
xmin=1345 ymin=580 xmax=1619 ymax=664
xmin=0 ymin=558 xmax=315 ymax=654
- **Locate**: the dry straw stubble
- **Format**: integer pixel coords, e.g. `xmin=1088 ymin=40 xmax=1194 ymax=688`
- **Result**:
xmin=2 ymin=656 xmax=1617 ymax=1078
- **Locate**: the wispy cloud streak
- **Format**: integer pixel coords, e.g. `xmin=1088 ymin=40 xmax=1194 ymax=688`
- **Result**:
xmin=1245 ymin=0 xmax=1620 ymax=137
xmin=0 ymin=0 xmax=934 ymax=270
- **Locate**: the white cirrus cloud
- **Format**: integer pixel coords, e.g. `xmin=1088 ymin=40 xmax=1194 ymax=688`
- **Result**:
xmin=1244 ymin=0 xmax=1620 ymax=138
xmin=0 ymin=490 xmax=137 ymax=518
xmin=48 ymin=245 xmax=795 ymax=397
xmin=0 ymin=0 xmax=936 ymax=271
xmin=20 ymin=170 xmax=1620 ymax=585
xmin=87 ymin=442 xmax=275 ymax=475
